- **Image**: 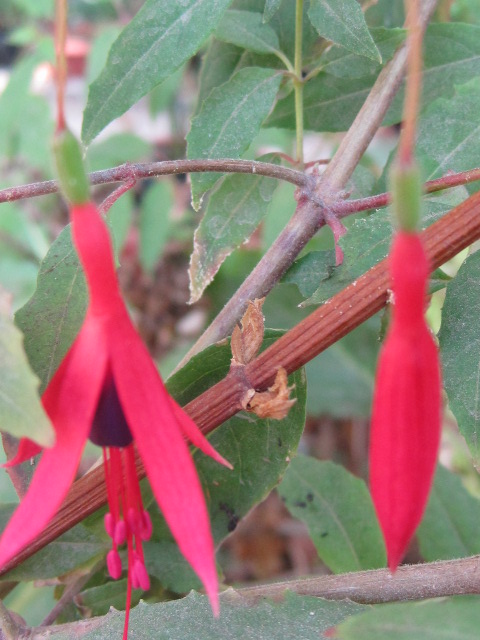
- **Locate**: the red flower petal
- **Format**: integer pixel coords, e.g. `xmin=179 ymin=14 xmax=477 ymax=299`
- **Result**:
xmin=168 ymin=396 xmax=232 ymax=470
xmin=71 ymin=203 xmax=123 ymax=316
xmin=3 ymin=438 xmax=42 ymax=467
xmin=0 ymin=316 xmax=108 ymax=568
xmin=369 ymin=232 xmax=442 ymax=571
xmin=109 ymin=315 xmax=219 ymax=614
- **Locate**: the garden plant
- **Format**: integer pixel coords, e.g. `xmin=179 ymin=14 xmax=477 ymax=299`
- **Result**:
xmin=0 ymin=0 xmax=480 ymax=638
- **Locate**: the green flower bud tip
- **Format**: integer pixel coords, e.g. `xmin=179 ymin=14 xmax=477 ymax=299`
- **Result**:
xmin=389 ymin=160 xmax=422 ymax=233
xmin=53 ymin=129 xmax=90 ymax=205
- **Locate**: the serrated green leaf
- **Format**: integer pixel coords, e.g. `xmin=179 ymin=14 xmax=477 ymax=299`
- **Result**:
xmin=15 ymin=226 xmax=87 ymax=391
xmin=189 ymin=154 xmax=279 ymax=302
xmin=216 ymin=10 xmax=283 ymax=56
xmin=82 ymin=0 xmax=232 ymax=143
xmin=319 ymin=27 xmax=405 ymax=79
xmin=48 ymin=591 xmax=367 ymax=639
xmin=187 ymin=67 xmax=282 ymax=209
xmin=0 ymin=297 xmax=54 ymax=447
xmin=417 ymin=465 xmax=480 ymax=561
xmin=308 ymin=0 xmax=381 ymax=62
xmin=336 ymin=596 xmax=480 ymax=640
xmin=440 ymin=251 xmax=480 ymax=464
xmin=139 ymin=181 xmax=174 ymax=271
xmin=263 ymin=0 xmax=283 ymax=22
xmin=417 ymin=78 xmax=480 ymax=193
xmin=279 ymin=455 xmax=386 ymax=572
xmin=304 ymin=187 xmax=466 ymax=306
xmin=268 ymin=23 xmax=480 ymax=132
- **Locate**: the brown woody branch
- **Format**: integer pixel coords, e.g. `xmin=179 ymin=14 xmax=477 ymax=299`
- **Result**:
xmin=0 ymin=159 xmax=309 ymax=204
xmin=237 ymin=555 xmax=480 ymax=604
xmin=2 ymin=188 xmax=480 ymax=578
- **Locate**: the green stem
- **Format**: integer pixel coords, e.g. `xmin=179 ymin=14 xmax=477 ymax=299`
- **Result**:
xmin=294 ymin=0 xmax=304 ymax=166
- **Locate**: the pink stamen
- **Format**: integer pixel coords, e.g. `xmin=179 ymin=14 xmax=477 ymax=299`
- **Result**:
xmin=104 ymin=512 xmax=115 ymax=539
xmin=107 ymin=549 xmax=122 ymax=580
xmin=140 ymin=510 xmax=153 ymax=541
xmin=114 ymin=520 xmax=127 ymax=545
xmin=132 ymin=554 xmax=150 ymax=591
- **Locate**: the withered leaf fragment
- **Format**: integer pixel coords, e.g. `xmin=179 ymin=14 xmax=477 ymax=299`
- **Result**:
xmin=242 ymin=368 xmax=296 ymax=420
xmin=231 ymin=298 xmax=265 ymax=365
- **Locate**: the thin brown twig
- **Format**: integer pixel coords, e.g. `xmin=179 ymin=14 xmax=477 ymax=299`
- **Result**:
xmin=237 ymin=555 xmax=480 ymax=604
xmin=397 ymin=0 xmax=423 ymax=166
xmin=0 ymin=160 xmax=309 ymax=205
xmin=336 ymin=167 xmax=480 ymax=216
xmin=2 ymin=187 xmax=480 ymax=578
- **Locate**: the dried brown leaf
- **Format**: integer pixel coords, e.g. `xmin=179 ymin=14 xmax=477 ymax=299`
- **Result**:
xmin=231 ymin=298 xmax=265 ymax=365
xmin=242 ymin=368 xmax=296 ymax=420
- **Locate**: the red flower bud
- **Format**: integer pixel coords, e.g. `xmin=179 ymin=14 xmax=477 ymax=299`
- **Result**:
xmin=369 ymin=231 xmax=442 ymax=571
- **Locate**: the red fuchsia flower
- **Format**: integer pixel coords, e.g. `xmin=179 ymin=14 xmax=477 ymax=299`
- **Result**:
xmin=0 ymin=201 xmax=231 ymax=634
xmin=369 ymin=231 xmax=442 ymax=571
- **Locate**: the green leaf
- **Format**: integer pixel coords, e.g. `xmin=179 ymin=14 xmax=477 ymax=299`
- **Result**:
xmin=0 ymin=295 xmax=54 ymax=447
xmin=196 ymin=39 xmax=243 ymax=113
xmin=336 ymin=596 xmax=480 ymax=640
xmin=417 ymin=78 xmax=480 ymax=193
xmin=187 ymin=67 xmax=282 ymax=209
xmin=143 ymin=541 xmax=201 ymax=592
xmin=319 ymin=27 xmax=405 ymax=79
xmin=305 ymin=317 xmax=378 ymax=418
xmin=279 ymin=455 xmax=386 ymax=573
xmin=417 ymin=465 xmax=480 ymax=561
xmin=439 ymin=250 xmax=480 ymax=464
xmin=283 ymin=250 xmax=336 ymax=298
xmin=269 ymin=0 xmax=320 ymax=63
xmin=86 ymin=133 xmax=150 ymax=172
xmin=308 ymin=0 xmax=381 ymax=62
xmin=82 ymin=0 xmax=232 ymax=143
xmin=189 ymin=154 xmax=279 ymax=302
xmin=268 ymin=23 xmax=480 ymax=131
xmin=263 ymin=0 xmax=283 ymax=22
xmin=365 ymin=0 xmax=404 ymax=28
xmin=86 ymin=25 xmax=121 ymax=85
xmin=76 ymin=580 xmax=142 ymax=617
xmin=0 ymin=504 xmax=107 ymax=581
xmin=304 ymin=187 xmax=466 ymax=306
xmin=139 ymin=181 xmax=175 ymax=271
xmin=215 ymin=10 xmax=283 ymax=56
xmin=15 ymin=226 xmax=87 ymax=391
xmin=48 ymin=591 xmax=367 ymax=639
